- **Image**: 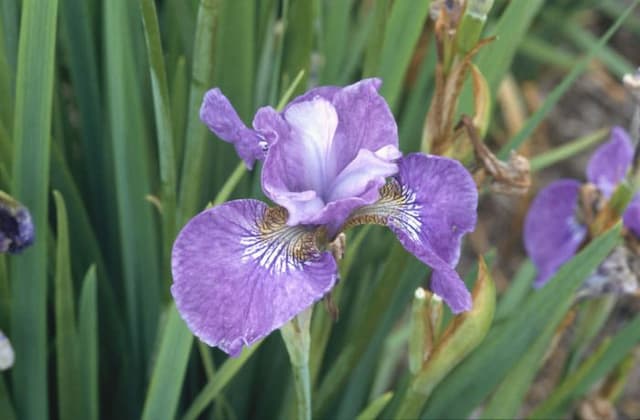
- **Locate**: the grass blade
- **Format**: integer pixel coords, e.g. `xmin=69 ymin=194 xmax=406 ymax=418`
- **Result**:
xmin=531 ymin=314 xmax=640 ymax=417
xmin=499 ymin=1 xmax=638 ymax=158
xmin=0 ymin=24 xmax=13 ymax=129
xmin=494 ymin=260 xmax=535 ymax=322
xmin=0 ymin=0 xmax=18 ymax=73
xmin=481 ymin=312 xmax=559 ymax=418
xmin=140 ymin=0 xmax=178 ymax=290
xmin=53 ymin=191 xmax=82 ymax=420
xmin=0 ymin=377 xmax=16 ymax=420
xmin=320 ymin=0 xmax=354 ymax=84
xmin=376 ymin=0 xmax=431 ymax=111
xmin=355 ymin=391 xmax=393 ymax=420
xmin=181 ymin=342 xmax=262 ymax=420
xmin=477 ymin=1 xmax=545 ymax=94
xmin=104 ymin=0 xmax=161 ymax=386
xmin=529 ymin=128 xmax=608 ymax=172
xmin=178 ymin=0 xmax=220 ymax=224
xmin=78 ymin=265 xmax=99 ymax=420
xmin=422 ymin=224 xmax=621 ymax=418
xmin=59 ymin=0 xmax=112 ymax=231
xmin=9 ymin=0 xmax=58 ymax=418
xmin=280 ymin=0 xmax=310 ymax=97
xmin=141 ymin=304 xmax=194 ymax=420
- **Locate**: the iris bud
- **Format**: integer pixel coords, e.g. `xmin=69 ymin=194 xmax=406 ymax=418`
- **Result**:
xmin=0 ymin=191 xmax=35 ymax=254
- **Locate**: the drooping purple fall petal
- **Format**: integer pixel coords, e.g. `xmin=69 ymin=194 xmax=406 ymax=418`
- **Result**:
xmin=346 ymin=154 xmax=478 ymax=313
xmin=524 ymin=180 xmax=587 ymax=286
xmin=171 ymin=199 xmax=338 ymax=356
xmin=586 ymin=126 xmax=633 ymax=197
xmin=200 ymin=89 xmax=267 ymax=169
xmin=260 ymin=78 xmax=400 ymax=233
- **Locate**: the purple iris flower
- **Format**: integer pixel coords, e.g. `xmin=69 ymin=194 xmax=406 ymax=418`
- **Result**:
xmin=171 ymin=79 xmax=478 ymax=356
xmin=524 ymin=127 xmax=639 ymax=286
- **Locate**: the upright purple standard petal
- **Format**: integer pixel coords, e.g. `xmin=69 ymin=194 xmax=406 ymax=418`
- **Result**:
xmin=260 ymin=78 xmax=400 ymax=233
xmin=586 ymin=127 xmax=633 ymax=197
xmin=200 ymin=89 xmax=266 ymax=169
xmin=524 ymin=180 xmax=587 ymax=286
xmin=345 ymin=154 xmax=478 ymax=313
xmin=171 ymin=200 xmax=337 ymax=356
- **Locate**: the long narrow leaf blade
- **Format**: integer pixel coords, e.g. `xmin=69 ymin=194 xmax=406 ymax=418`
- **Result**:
xmin=423 ymin=224 xmax=621 ymax=418
xmin=141 ymin=304 xmax=193 ymax=420
xmin=53 ymin=191 xmax=81 ymax=420
xmin=498 ymin=1 xmax=639 ymax=158
xmin=10 ymin=0 xmax=58 ymax=417
xmin=78 ymin=265 xmax=99 ymax=420
xmin=140 ymin=0 xmax=178 ymax=296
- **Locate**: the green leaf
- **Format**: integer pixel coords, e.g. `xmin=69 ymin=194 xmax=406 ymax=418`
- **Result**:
xmin=177 ymin=0 xmax=221 ymax=224
xmin=315 ymin=242 xmax=425 ymax=417
xmin=561 ymin=19 xmax=634 ymax=78
xmin=170 ymin=56 xmax=188 ymax=169
xmin=104 ymin=0 xmax=161 ymax=381
xmin=398 ymin=37 xmax=437 ymax=152
xmin=355 ymin=391 xmax=393 ymax=420
xmin=141 ymin=304 xmax=194 ymax=420
xmin=0 ymin=23 xmax=13 ymax=129
xmin=494 ymin=260 xmax=535 ymax=322
xmin=476 ymin=1 xmax=545 ymax=94
xmin=498 ymin=1 xmax=638 ymax=158
xmin=78 ymin=265 xmax=99 ymax=420
xmin=481 ymin=310 xmax=560 ymax=418
xmin=376 ymin=0 xmax=432 ymax=111
xmin=396 ymin=259 xmax=496 ymax=418
xmin=422 ymin=224 xmax=622 ymax=419
xmin=10 ymin=0 xmax=58 ymax=418
xmin=280 ymin=0 xmax=312 ymax=97
xmin=529 ymin=128 xmax=609 ymax=172
xmin=0 ymin=377 xmax=16 ymax=420
xmin=140 ymin=0 xmax=178 ymax=292
xmin=0 ymin=0 xmax=18 ymax=73
xmin=531 ymin=313 xmax=640 ymax=417
xmin=60 ymin=0 xmax=113 ymax=230
xmin=319 ymin=0 xmax=354 ymax=84
xmin=181 ymin=342 xmax=262 ymax=420
xmin=565 ymin=296 xmax=616 ymax=375
xmin=53 ymin=191 xmax=82 ymax=420
xmin=457 ymin=0 xmax=545 ymax=119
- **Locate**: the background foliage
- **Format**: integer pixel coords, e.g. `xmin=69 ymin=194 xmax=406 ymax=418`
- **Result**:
xmin=0 ymin=0 xmax=639 ymax=419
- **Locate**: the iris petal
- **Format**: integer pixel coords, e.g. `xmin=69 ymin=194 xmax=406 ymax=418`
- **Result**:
xmin=171 ymin=199 xmax=337 ymax=356
xmin=623 ymin=194 xmax=640 ymax=238
xmin=260 ymin=79 xmax=400 ymax=231
xmin=524 ymin=180 xmax=587 ymax=286
xmin=200 ymin=89 xmax=266 ymax=169
xmin=344 ymin=154 xmax=478 ymax=313
xmin=586 ymin=126 xmax=633 ymax=197
xmin=329 ymin=78 xmax=399 ymax=173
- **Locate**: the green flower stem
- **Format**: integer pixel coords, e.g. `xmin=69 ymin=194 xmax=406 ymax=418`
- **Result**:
xmin=292 ymin=360 xmax=312 ymax=420
xmin=212 ymin=161 xmax=246 ymax=206
xmin=281 ymin=308 xmax=312 ymax=420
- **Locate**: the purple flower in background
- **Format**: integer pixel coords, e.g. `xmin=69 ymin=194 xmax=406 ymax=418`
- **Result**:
xmin=172 ymin=79 xmax=478 ymax=355
xmin=0 ymin=191 xmax=34 ymax=254
xmin=524 ymin=127 xmax=638 ymax=286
